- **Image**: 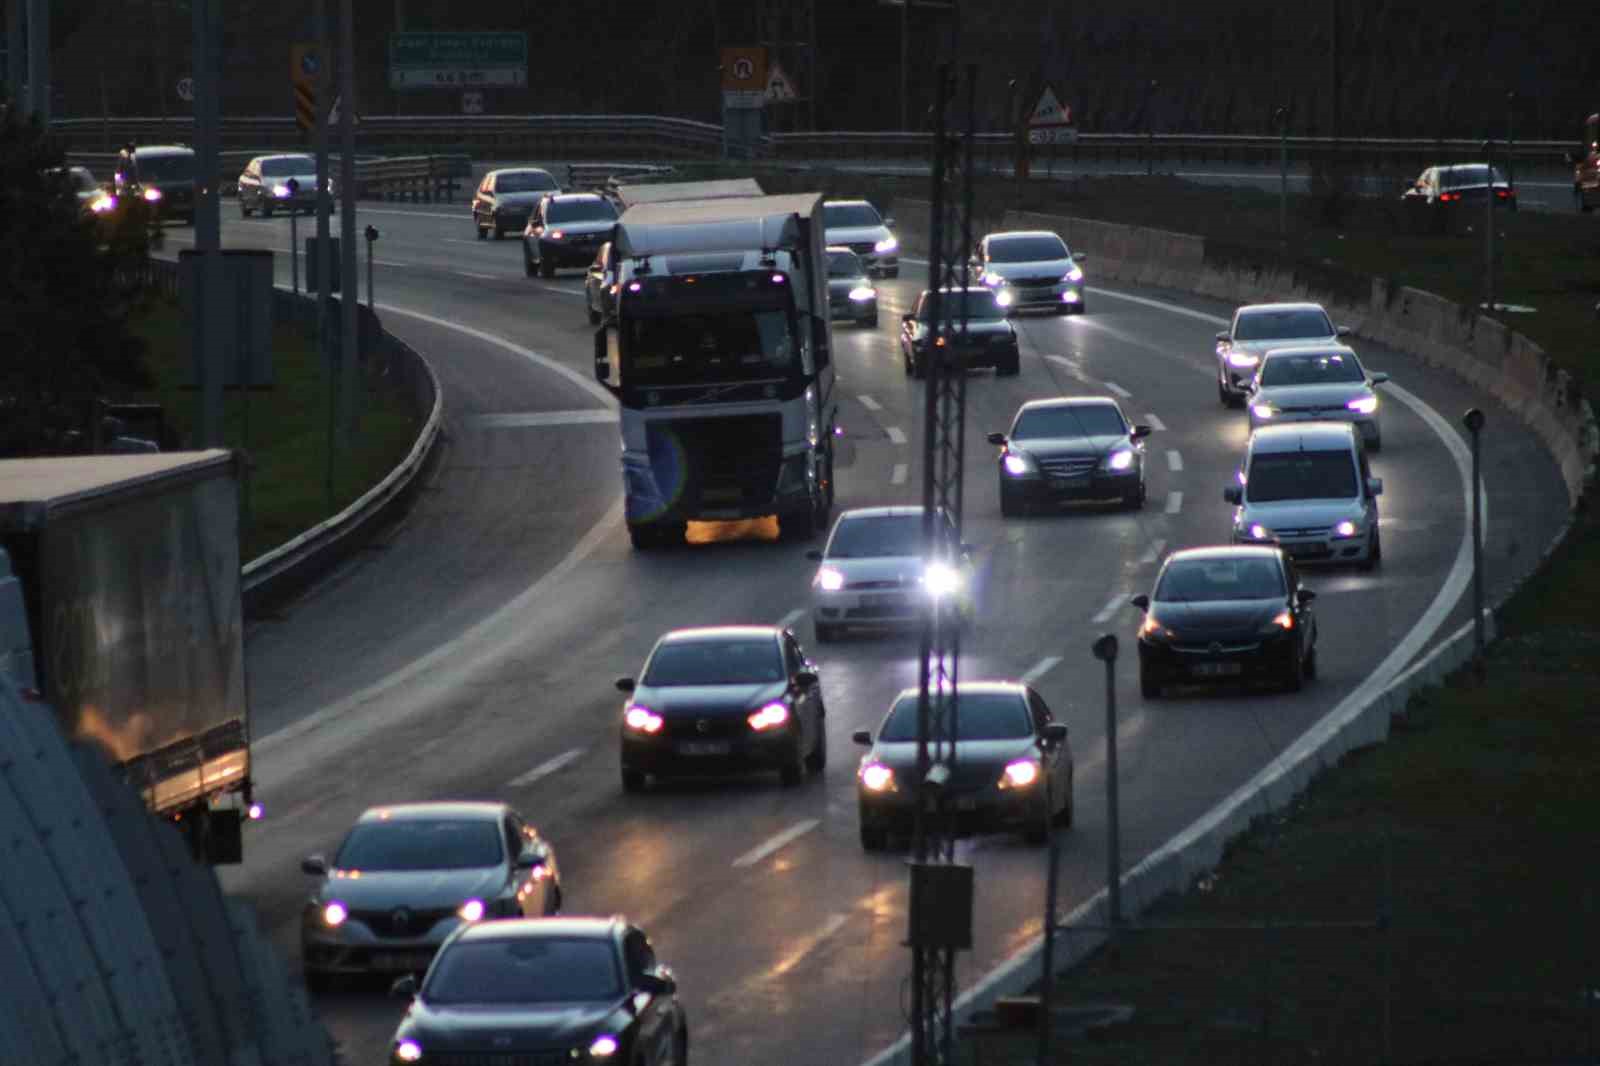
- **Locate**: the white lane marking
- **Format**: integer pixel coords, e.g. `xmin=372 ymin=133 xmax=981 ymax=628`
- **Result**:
xmin=1140 ymin=539 xmax=1167 ymax=565
xmin=731 ymin=819 xmax=821 ymax=868
xmin=1165 ymin=490 xmax=1184 ymax=515
xmin=1103 ymin=380 xmax=1131 ymax=398
xmin=1166 ymin=450 xmax=1184 ymax=472
xmin=455 ymin=270 xmax=500 ymax=281
xmin=857 ymin=394 xmax=883 ymax=411
xmin=1021 ymin=656 xmax=1062 ymax=685
xmin=1091 ymin=595 xmax=1125 ymax=624
xmin=507 ymin=748 xmax=585 ymax=788
xmin=1144 ymin=412 xmax=1167 ymax=431
xmin=443 ymin=238 xmax=486 ymax=245
xmin=537 ymin=286 xmax=586 ymax=299
xmin=778 ymin=607 xmax=805 ymax=629
xmin=373 ymin=258 xmax=410 ymax=268
xmin=886 ymin=426 xmax=908 ymax=445
xmin=891 ymin=463 xmax=909 ymax=486
xmin=760 ymin=912 xmax=852 ymax=981
xmin=472 ymin=410 xmax=619 ymax=428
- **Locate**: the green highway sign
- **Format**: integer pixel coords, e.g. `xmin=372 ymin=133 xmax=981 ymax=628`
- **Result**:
xmin=389 ymin=32 xmax=528 ymax=90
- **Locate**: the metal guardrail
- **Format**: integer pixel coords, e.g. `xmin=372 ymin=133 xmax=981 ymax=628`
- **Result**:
xmin=62 ymin=149 xmax=470 ymax=202
xmin=566 ymin=162 xmax=676 ymax=193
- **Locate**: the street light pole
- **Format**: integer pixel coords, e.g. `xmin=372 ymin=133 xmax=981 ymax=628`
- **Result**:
xmin=1464 ymin=408 xmax=1486 ymax=676
xmin=1276 ymin=105 xmax=1289 ymax=248
xmin=1483 ymin=139 xmax=1495 ymax=313
xmin=365 ymin=224 xmax=379 ymax=310
xmin=1092 ymin=633 xmax=1122 ymax=931
xmin=900 ymin=0 xmax=908 ymax=130
xmin=1145 ymin=80 xmax=1157 ymax=177
xmin=1506 ymin=91 xmax=1516 ymax=194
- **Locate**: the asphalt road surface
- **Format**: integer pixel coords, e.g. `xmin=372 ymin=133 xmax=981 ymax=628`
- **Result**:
xmin=164 ymin=196 xmax=1567 ymax=1066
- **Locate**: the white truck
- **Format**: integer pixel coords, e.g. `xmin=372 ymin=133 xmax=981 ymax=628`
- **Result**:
xmin=593 ymin=182 xmax=838 ymax=549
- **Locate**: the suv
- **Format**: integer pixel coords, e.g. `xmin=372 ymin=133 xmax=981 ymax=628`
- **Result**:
xmin=114 ymin=144 xmax=197 ymax=224
xmin=1225 ymin=421 xmax=1383 ymax=570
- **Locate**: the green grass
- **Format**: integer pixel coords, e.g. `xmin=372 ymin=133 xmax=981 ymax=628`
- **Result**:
xmin=122 ymin=296 xmax=422 ymax=561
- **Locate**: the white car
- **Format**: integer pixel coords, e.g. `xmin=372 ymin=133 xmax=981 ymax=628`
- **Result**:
xmin=822 ymin=200 xmax=899 ymax=277
xmin=971 ymin=230 xmax=1088 ymax=314
xmin=1246 ymin=344 xmax=1389 ymax=451
xmin=1215 ymin=302 xmax=1351 ymax=408
xmin=807 ymin=506 xmax=974 ymax=642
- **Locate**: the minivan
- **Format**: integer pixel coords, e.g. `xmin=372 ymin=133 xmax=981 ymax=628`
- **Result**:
xmin=1224 ymin=422 xmax=1382 ymax=569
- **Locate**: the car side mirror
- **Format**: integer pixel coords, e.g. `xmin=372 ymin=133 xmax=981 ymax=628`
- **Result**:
xmin=1073 ymin=252 xmax=1088 ymax=262
xmin=1370 ymin=371 xmax=1390 ymax=385
xmin=1130 ymin=593 xmax=1150 ymax=611
xmin=638 ymin=970 xmax=676 ymax=996
xmin=986 ymin=432 xmax=1007 ymax=446
xmin=884 ymin=216 xmax=896 ymax=228
xmin=1223 ymin=486 xmax=1243 ymax=505
xmin=1336 ymin=325 xmax=1352 ymax=337
xmin=852 ymin=729 xmax=872 ymax=746
xmin=1215 ymin=331 xmax=1230 ymax=342
xmin=389 ymin=974 xmax=418 ymax=999
xmin=1367 ymin=477 xmax=1383 ymax=497
xmin=301 ymin=854 xmax=328 ymax=876
xmin=616 ymin=677 xmax=636 ymax=693
xmin=1040 ymin=722 xmax=1069 ymax=747
xmin=793 ymin=669 xmax=818 ymax=688
xmin=1131 ymin=424 xmax=1153 ymax=439
xmin=1296 ymin=588 xmax=1317 ymax=605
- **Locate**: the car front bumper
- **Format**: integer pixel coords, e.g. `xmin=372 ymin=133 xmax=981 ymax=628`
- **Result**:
xmin=1137 ymin=630 xmax=1299 ymax=686
xmin=859 ymin=784 xmax=1046 ymax=836
xmin=829 ymin=295 xmax=879 ymax=323
xmin=1248 ymin=409 xmax=1380 ymax=443
xmin=1003 ymin=467 xmax=1140 ymax=502
xmin=998 ymin=281 xmax=1081 ymax=311
xmin=621 ymin=727 xmax=803 ymax=776
xmin=302 ymin=914 xmax=467 ymax=976
xmin=1233 ymin=526 xmax=1374 ymax=564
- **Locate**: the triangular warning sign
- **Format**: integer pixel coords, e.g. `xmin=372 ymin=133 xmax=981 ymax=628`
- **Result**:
xmin=767 ymin=63 xmax=798 ymax=102
xmin=327 ymin=95 xmax=360 ymax=126
xmin=1027 ymin=85 xmax=1070 ymax=126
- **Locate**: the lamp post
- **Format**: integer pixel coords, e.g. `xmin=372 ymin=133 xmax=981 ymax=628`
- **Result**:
xmin=1002 ymin=77 xmax=1017 ymax=176
xmin=1145 ymin=80 xmax=1157 ymax=177
xmin=1506 ymin=91 xmax=1516 ymax=194
xmin=1092 ymin=632 xmax=1122 ymax=931
xmin=1276 ymin=105 xmax=1289 ymax=248
xmin=1463 ymin=408 xmax=1486 ymax=676
xmin=288 ymin=178 xmax=302 ymax=295
xmin=1483 ymin=139 xmax=1495 ymax=313
xmin=364 ymin=224 xmax=380 ymax=311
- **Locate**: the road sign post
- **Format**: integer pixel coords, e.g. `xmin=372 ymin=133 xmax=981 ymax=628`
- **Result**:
xmin=1025 ymin=84 xmax=1075 ymax=180
xmin=292 ymin=42 xmax=320 ymax=136
xmin=720 ymin=46 xmax=768 ymax=159
xmin=388 ymin=31 xmax=527 ymax=89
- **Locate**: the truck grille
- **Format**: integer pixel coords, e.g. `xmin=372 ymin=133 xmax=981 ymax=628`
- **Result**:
xmin=646 ymin=413 xmax=783 ymax=515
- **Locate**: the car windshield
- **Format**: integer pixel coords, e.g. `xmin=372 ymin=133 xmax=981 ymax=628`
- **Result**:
xmin=496 ymin=170 xmax=558 ymax=193
xmin=1233 ymin=308 xmax=1333 ymax=341
xmin=917 ymin=291 xmax=1005 ymax=321
xmin=262 ymin=156 xmax=313 ymax=176
xmin=1441 ymin=165 xmax=1506 ymax=189
xmin=1259 ymin=351 xmax=1365 ymax=386
xmin=879 ymin=691 xmax=1032 ymax=742
xmin=333 ymin=819 xmax=503 ymax=871
xmin=1011 ymin=404 xmax=1125 ymax=439
xmin=827 ymin=250 xmax=865 ymax=276
xmin=547 ymin=198 xmax=618 ymax=224
xmin=1245 ymin=450 xmax=1358 ymax=502
xmin=827 ymin=513 xmax=933 ymax=558
xmin=824 ymin=203 xmax=883 ymax=228
xmin=135 ymin=153 xmax=194 ymax=182
xmin=988 ymin=235 xmax=1069 ymax=262
xmin=424 ymin=938 xmax=623 ymax=1005
xmin=1155 ymin=557 xmax=1285 ymax=602
xmin=644 ymin=639 xmax=785 ymax=686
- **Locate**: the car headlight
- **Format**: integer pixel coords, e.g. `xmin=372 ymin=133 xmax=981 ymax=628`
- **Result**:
xmin=394 ymin=1039 xmax=424 ymax=1063
xmin=1105 ymin=449 xmax=1135 ymax=472
xmin=142 ymin=186 xmax=163 ymax=202
xmin=1251 ymin=403 xmax=1276 ymax=419
xmin=849 ymin=286 xmax=876 ymax=301
xmin=1138 ymin=614 xmax=1173 ymax=640
xmin=1333 ymin=519 xmax=1360 ymax=538
xmin=1063 ymin=265 xmax=1084 ymax=283
xmin=995 ymin=289 xmax=1015 ymax=307
xmin=457 ymin=898 xmax=486 ymax=922
xmin=874 ymin=235 xmax=898 ymax=253
xmin=1226 ymin=351 xmax=1258 ymax=368
xmin=1246 ymin=523 xmax=1273 ymax=541
xmin=860 ymin=762 xmax=896 ymax=792
xmin=624 ymin=706 xmax=664 ymax=734
xmin=921 ymin=562 xmax=963 ymax=598
xmin=322 ymin=901 xmax=348 ymax=927
xmin=588 ymin=1034 xmax=619 ymax=1058
xmin=1261 ymin=609 xmax=1295 ymax=633
xmin=90 ymin=193 xmax=117 ymax=213
xmin=1346 ymin=395 xmax=1379 ymax=414
xmin=1002 ymin=451 xmax=1034 ymax=476
xmin=816 ymin=566 xmax=845 ymax=592
xmin=980 ymin=272 xmax=1003 ymax=287
xmin=548 ymin=229 xmax=565 ymax=240
xmin=748 ymin=701 xmax=790 ymax=731
xmin=272 ymin=183 xmax=292 ymax=198
xmin=998 ymin=759 xmax=1040 ymax=789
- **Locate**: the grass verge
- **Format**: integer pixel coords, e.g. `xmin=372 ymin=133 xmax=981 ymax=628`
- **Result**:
xmin=122 ymin=295 xmax=421 ymax=562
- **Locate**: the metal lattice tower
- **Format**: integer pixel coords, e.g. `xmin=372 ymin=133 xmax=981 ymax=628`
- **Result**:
xmin=908 ymin=61 xmax=979 ymax=1066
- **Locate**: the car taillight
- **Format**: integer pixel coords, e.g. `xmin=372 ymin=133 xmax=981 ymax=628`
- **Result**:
xmin=1439 ymin=193 xmax=1459 ymax=202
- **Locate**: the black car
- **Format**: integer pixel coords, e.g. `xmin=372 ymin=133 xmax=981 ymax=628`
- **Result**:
xmin=616 ymin=625 xmax=827 ymax=791
xmin=114 ymin=144 xmax=196 ymax=224
xmin=1402 ymin=163 xmax=1517 ymax=210
xmin=387 ymin=917 xmax=687 ymax=1066
xmin=1131 ymin=544 xmax=1318 ymax=699
xmin=473 ymin=166 xmax=561 ymax=240
xmin=987 ymin=396 xmax=1152 ymax=515
xmin=900 ymin=287 xmax=1020 ymax=378
xmin=523 ymin=193 xmax=619 ymax=277
xmin=826 ymin=246 xmax=879 ymax=327
xmin=853 ymin=680 xmax=1073 ymax=850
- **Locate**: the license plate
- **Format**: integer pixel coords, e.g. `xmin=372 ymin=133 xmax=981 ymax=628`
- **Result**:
xmin=372 ymin=952 xmax=433 ymax=972
xmin=677 ymin=741 xmax=731 ymax=756
xmin=1051 ymin=476 xmax=1090 ymax=490
xmin=953 ymin=795 xmax=979 ymax=811
xmin=1192 ymin=662 xmax=1243 ymax=677
xmin=862 ymin=593 xmax=907 ymax=608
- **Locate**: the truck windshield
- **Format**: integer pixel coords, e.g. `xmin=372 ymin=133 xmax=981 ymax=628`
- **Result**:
xmin=623 ymin=310 xmax=794 ymax=386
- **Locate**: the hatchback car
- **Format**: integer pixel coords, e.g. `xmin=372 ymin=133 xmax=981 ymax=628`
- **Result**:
xmin=1226 ymin=421 xmax=1383 ymax=569
xmin=988 ymin=396 xmax=1152 ymax=514
xmin=114 ymin=143 xmax=196 ymax=223
xmin=808 ymin=506 xmax=975 ymax=642
xmin=1247 ymin=344 xmax=1389 ymax=449
xmin=853 ymin=681 xmax=1073 ymax=849
xmin=523 ymin=192 xmax=620 ymax=277
xmin=473 ymin=166 xmax=561 ymax=239
xmin=616 ymin=625 xmax=827 ymax=791
xmin=972 ymin=230 xmax=1088 ymax=314
xmin=1214 ymin=302 xmax=1352 ymax=407
xmin=387 ymin=916 xmax=687 ymax=1066
xmin=1403 ymin=164 xmax=1516 ymax=210
xmin=237 ymin=153 xmax=321 ymax=216
xmin=300 ymin=802 xmax=561 ymax=990
xmin=822 ymin=199 xmax=899 ymax=276
xmin=901 ymin=287 xmax=1021 ymax=378
xmin=826 ymin=246 xmax=879 ymax=327
xmin=1131 ymin=545 xmax=1318 ymax=698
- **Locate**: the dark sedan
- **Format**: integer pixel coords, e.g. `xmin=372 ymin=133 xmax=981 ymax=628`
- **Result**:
xmin=387 ymin=916 xmax=687 ymax=1066
xmin=826 ymin=246 xmax=879 ymax=327
xmin=616 ymin=625 xmax=827 ymax=791
xmin=1131 ymin=545 xmax=1318 ymax=699
xmin=114 ymin=144 xmax=196 ymax=224
xmin=901 ymin=287 xmax=1020 ymax=378
xmin=853 ymin=681 xmax=1072 ymax=850
xmin=1402 ymin=163 xmax=1517 ymax=210
xmin=988 ymin=396 xmax=1152 ymax=515
xmin=523 ymin=192 xmax=619 ymax=277
xmin=472 ymin=166 xmax=561 ymax=239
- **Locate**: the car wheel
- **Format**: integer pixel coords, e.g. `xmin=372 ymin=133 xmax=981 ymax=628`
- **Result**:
xmin=805 ymin=719 xmax=827 ymax=773
xmin=779 ymin=746 xmax=805 ymax=788
xmin=1579 ymin=187 xmax=1593 ymax=214
xmin=523 ymin=251 xmax=537 ymax=278
xmin=885 ymin=267 xmax=900 ymax=278
xmin=477 ymin=222 xmax=488 ymax=240
xmin=911 ymin=355 xmax=926 ymax=380
xmin=674 ymin=1026 xmax=689 ymax=1066
xmin=778 ymin=507 xmax=817 ymax=541
xmin=1360 ymin=528 xmax=1382 ymax=571
xmin=1074 ymin=300 xmax=1087 ymax=314
xmin=1053 ymin=771 xmax=1075 ymax=827
xmin=1123 ymin=480 xmax=1146 ymax=510
xmin=303 ymin=968 xmax=331 ymax=995
xmin=1022 ymin=812 xmax=1049 ymax=846
xmin=1368 ymin=433 xmax=1382 ymax=453
xmin=588 ymin=305 xmax=602 ymax=325
xmin=859 ymin=821 xmax=888 ymax=852
xmin=239 ymin=199 xmax=252 ymax=217
xmin=1140 ymin=664 xmax=1162 ymax=700
xmin=903 ymin=350 xmax=913 ymax=377
xmin=1303 ymin=643 xmax=1318 ymax=681
xmin=1000 ymin=482 xmax=1024 ymax=518
xmin=1218 ymin=378 xmax=1232 ymax=407
xmin=621 ymin=768 xmax=647 ymax=793
xmin=539 ymin=254 xmax=556 ymax=279
xmin=261 ymin=201 xmax=274 ymax=218
xmin=1282 ymin=647 xmax=1304 ymax=693
xmin=997 ymin=353 xmax=1021 ymax=377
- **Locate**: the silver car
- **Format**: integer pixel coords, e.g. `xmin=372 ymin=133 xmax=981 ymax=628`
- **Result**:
xmin=822 ymin=199 xmax=899 ymax=277
xmin=1215 ymin=302 xmax=1352 ymax=407
xmin=972 ymin=230 xmax=1088 ymax=315
xmin=237 ymin=153 xmax=323 ymax=216
xmin=1226 ymin=422 xmax=1383 ymax=570
xmin=299 ymin=801 xmax=561 ymax=989
xmin=1247 ymin=344 xmax=1390 ymax=450
xmin=807 ymin=506 xmax=975 ymax=642
xmin=472 ymin=166 xmax=562 ymax=239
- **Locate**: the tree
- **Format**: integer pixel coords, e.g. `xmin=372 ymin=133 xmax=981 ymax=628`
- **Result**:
xmin=0 ymin=110 xmax=155 ymax=457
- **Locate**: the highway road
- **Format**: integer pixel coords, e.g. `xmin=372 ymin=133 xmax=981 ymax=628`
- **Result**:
xmin=166 ymin=196 xmax=1567 ymax=1066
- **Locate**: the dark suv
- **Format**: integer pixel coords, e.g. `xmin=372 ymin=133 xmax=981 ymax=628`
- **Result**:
xmin=114 ymin=144 xmax=197 ymax=224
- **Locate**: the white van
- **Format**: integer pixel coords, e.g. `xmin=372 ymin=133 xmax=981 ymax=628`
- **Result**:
xmin=1224 ymin=422 xmax=1382 ymax=569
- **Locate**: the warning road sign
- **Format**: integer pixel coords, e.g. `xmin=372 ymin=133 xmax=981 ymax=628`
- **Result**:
xmin=767 ymin=62 xmax=798 ymax=101
xmin=1027 ymin=85 xmax=1072 ymax=128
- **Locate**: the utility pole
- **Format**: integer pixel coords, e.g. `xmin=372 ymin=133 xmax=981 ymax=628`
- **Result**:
xmin=338 ymin=0 xmax=359 ymax=447
xmin=5 ymin=0 xmax=24 ymax=112
xmin=1483 ymin=139 xmax=1495 ymax=313
xmin=26 ymin=0 xmax=48 ymax=122
xmin=192 ymin=0 xmax=223 ymax=446
xmin=314 ymin=0 xmax=335 ymax=510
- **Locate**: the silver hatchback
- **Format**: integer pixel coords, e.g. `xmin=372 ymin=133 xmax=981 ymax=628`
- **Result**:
xmin=1225 ymin=422 xmax=1383 ymax=570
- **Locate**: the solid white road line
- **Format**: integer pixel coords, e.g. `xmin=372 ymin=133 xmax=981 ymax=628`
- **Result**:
xmin=507 ymin=748 xmax=586 ymax=788
xmin=1091 ymin=595 xmax=1124 ymax=624
xmin=536 ymin=286 xmax=586 ymax=299
xmin=891 ymin=463 xmax=909 ymax=486
xmin=1103 ymin=380 xmax=1132 ymax=398
xmin=472 ymin=411 xmax=619 ymax=428
xmin=1144 ymin=413 xmax=1167 ymax=431
xmin=1140 ymin=539 xmax=1168 ymax=565
xmin=454 ymin=270 xmax=500 ymax=281
xmin=857 ymin=394 xmax=883 ymax=411
xmin=886 ymin=426 xmax=908 ymax=445
xmin=731 ymin=819 xmax=821 ymax=868
xmin=1166 ymin=491 xmax=1184 ymax=515
xmin=1021 ymin=656 xmax=1063 ymax=685
xmin=1166 ymin=450 xmax=1184 ymax=472
xmin=778 ymin=607 xmax=806 ymax=629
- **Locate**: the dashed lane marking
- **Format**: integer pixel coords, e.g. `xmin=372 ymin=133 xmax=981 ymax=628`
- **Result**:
xmin=507 ymin=748 xmax=586 ymax=788
xmin=732 ymin=819 xmax=821 ymax=868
